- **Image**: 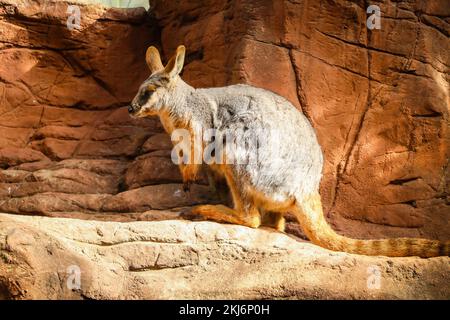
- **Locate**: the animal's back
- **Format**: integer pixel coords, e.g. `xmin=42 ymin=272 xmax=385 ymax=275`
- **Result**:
xmin=200 ymin=84 xmax=323 ymax=200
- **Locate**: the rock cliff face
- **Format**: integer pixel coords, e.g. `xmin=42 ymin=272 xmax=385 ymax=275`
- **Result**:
xmin=0 ymin=0 xmax=219 ymax=220
xmin=0 ymin=0 xmax=449 ymax=299
xmin=0 ymin=0 xmax=448 ymax=240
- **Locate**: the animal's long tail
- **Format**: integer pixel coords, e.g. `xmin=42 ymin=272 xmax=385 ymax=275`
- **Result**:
xmin=294 ymin=192 xmax=449 ymax=258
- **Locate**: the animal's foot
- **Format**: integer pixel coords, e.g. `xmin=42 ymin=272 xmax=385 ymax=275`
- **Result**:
xmin=191 ymin=204 xmax=261 ymax=228
xmin=274 ymin=216 xmax=286 ymax=232
xmin=180 ymin=207 xmax=203 ymax=221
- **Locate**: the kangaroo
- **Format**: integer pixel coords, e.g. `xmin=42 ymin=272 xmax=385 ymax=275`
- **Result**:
xmin=128 ymin=45 xmax=449 ymax=258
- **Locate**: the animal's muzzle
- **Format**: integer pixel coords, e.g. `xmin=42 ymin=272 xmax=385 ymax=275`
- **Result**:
xmin=128 ymin=103 xmax=139 ymax=114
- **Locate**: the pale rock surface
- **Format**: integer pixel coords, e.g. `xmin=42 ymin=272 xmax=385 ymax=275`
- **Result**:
xmin=0 ymin=213 xmax=448 ymax=299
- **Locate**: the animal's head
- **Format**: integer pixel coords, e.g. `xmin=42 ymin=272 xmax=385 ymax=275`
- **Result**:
xmin=128 ymin=45 xmax=186 ymax=117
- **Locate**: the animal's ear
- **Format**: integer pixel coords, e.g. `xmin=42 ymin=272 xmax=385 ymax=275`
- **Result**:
xmin=146 ymin=46 xmax=164 ymax=73
xmin=164 ymin=45 xmax=186 ymax=78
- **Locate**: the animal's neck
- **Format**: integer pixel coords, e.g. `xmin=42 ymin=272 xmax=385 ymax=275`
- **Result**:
xmin=157 ymin=79 xmax=195 ymax=134
xmin=158 ymin=79 xmax=210 ymax=134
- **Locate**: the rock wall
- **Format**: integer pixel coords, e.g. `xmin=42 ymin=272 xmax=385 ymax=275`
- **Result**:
xmin=0 ymin=0 xmax=449 ymax=242
xmin=0 ymin=0 xmax=218 ymax=221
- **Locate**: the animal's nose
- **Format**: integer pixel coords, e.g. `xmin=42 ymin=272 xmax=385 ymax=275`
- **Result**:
xmin=128 ymin=105 xmax=134 ymax=113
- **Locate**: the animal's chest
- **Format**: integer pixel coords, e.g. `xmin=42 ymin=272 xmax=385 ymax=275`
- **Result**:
xmin=159 ymin=111 xmax=188 ymax=135
xmin=158 ymin=112 xmax=174 ymax=134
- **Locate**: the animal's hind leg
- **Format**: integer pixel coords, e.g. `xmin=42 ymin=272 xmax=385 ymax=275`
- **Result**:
xmin=250 ymin=193 xmax=295 ymax=233
xmin=191 ymin=165 xmax=261 ymax=228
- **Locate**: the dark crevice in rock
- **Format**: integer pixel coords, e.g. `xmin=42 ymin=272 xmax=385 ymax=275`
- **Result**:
xmin=412 ymin=111 xmax=443 ymax=119
xmin=185 ymin=47 xmax=204 ymax=65
xmin=400 ymin=200 xmax=418 ymax=208
xmin=388 ymin=177 xmax=421 ymax=186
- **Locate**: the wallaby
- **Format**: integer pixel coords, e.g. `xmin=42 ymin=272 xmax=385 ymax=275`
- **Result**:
xmin=129 ymin=45 xmax=449 ymax=258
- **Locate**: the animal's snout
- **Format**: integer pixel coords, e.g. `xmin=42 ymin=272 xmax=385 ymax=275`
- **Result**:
xmin=128 ymin=103 xmax=139 ymax=114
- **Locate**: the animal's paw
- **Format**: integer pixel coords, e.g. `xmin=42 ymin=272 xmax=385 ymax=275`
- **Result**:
xmin=180 ymin=207 xmax=204 ymax=221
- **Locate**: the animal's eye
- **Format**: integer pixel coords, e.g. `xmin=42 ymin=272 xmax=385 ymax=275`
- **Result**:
xmin=138 ymin=90 xmax=152 ymax=105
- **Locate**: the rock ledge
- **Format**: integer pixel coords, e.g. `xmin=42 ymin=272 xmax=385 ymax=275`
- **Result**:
xmin=0 ymin=213 xmax=448 ymax=299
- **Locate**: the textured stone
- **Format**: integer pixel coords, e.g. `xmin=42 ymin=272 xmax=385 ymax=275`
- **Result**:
xmin=0 ymin=147 xmax=49 ymax=168
xmin=0 ymin=214 xmax=448 ymax=299
xmin=102 ymin=184 xmax=218 ymax=212
xmin=141 ymin=133 xmax=172 ymax=153
xmin=125 ymin=155 xmax=182 ymax=189
xmin=0 ymin=167 xmax=121 ymax=196
xmin=0 ymin=0 xmax=448 ymax=244
xmin=0 ymin=192 xmax=111 ymax=215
